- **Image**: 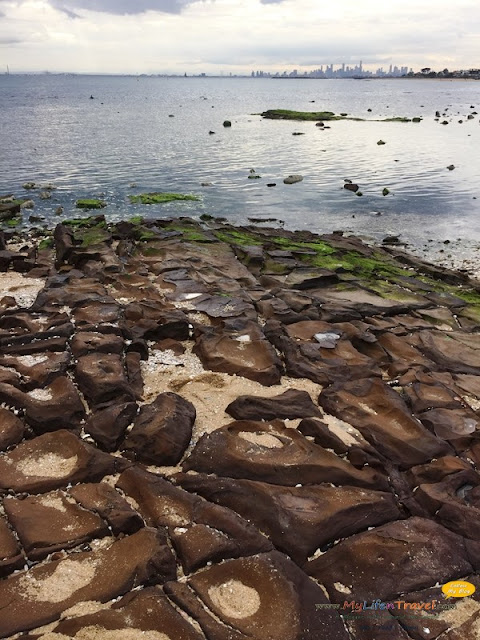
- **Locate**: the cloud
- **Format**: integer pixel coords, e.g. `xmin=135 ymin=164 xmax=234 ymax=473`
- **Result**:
xmin=49 ymin=0 xmax=193 ymax=15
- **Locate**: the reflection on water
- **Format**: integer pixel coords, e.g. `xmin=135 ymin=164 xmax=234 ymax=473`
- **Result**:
xmin=1 ymin=75 xmax=479 ymax=268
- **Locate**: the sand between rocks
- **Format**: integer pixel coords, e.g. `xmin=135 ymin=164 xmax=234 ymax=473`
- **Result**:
xmin=0 ymin=272 xmax=45 ymax=307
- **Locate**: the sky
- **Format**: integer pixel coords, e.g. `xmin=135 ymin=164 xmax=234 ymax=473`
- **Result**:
xmin=0 ymin=0 xmax=479 ymax=74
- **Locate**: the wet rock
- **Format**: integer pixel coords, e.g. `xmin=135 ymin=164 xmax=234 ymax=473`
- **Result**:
xmin=123 ymin=392 xmax=196 ymax=465
xmin=117 ymin=466 xmax=271 ymax=574
xmin=307 ymin=517 xmax=473 ymax=602
xmin=0 ymin=407 xmax=24 ymax=450
xmin=75 ymin=353 xmax=135 ymax=407
xmin=0 ymin=352 xmax=70 ymax=389
xmin=166 ymin=551 xmax=350 ymax=640
xmin=0 ymin=527 xmax=176 ymax=637
xmin=174 ymin=472 xmax=400 ymax=564
xmin=69 ymin=482 xmax=144 ymax=535
xmin=124 ymin=350 xmax=144 ymax=399
xmin=283 ymin=175 xmax=303 ymax=184
xmin=4 ymin=490 xmax=109 ymax=560
xmin=84 ymin=401 xmax=138 ymax=452
xmin=344 ymin=183 xmax=359 ymax=192
xmin=0 ymin=430 xmax=126 ymax=494
xmin=226 ymin=389 xmax=321 ymax=421
xmin=183 ymin=420 xmax=388 ymax=490
xmin=319 ymin=378 xmax=451 ymax=467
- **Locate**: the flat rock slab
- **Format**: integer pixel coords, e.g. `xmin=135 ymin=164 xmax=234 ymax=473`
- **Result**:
xmin=69 ymin=482 xmax=143 ymax=535
xmin=75 ymin=353 xmax=135 ymax=407
xmin=0 ymin=407 xmax=24 ymax=450
xmin=0 ymin=430 xmax=126 ymax=494
xmin=123 ymin=392 xmax=196 ymax=466
xmin=3 ymin=490 xmax=108 ymax=560
xmin=165 ymin=551 xmax=350 ymax=640
xmin=0 ymin=517 xmax=23 ymax=577
xmin=183 ymin=420 xmax=388 ymax=490
xmin=193 ymin=327 xmax=282 ymax=386
xmin=0 ymin=527 xmax=176 ymax=637
xmin=84 ymin=401 xmax=138 ymax=452
xmin=117 ymin=466 xmax=271 ymax=574
xmin=26 ymin=587 xmax=203 ymax=639
xmin=319 ymin=377 xmax=451 ymax=468
xmin=174 ymin=472 xmax=400 ymax=564
xmin=225 ymin=388 xmax=321 ymax=421
xmin=0 ymin=376 xmax=85 ymax=432
xmin=307 ymin=517 xmax=473 ymax=602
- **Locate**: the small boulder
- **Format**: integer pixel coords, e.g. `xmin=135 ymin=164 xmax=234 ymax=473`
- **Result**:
xmin=283 ymin=175 xmax=303 ymax=184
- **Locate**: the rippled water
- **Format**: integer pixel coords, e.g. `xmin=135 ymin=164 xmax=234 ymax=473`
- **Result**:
xmin=1 ymin=75 xmax=480 ymax=267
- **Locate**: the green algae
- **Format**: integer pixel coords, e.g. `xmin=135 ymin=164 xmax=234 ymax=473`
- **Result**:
xmin=76 ymin=199 xmax=107 ymax=210
xmin=63 ymin=217 xmax=107 ymax=229
xmin=38 ymin=237 xmax=54 ymax=250
xmin=128 ymin=192 xmax=200 ymax=205
xmin=79 ymin=227 xmax=110 ymax=247
xmin=260 ymin=109 xmax=364 ymax=122
xmin=214 ymin=229 xmax=264 ymax=246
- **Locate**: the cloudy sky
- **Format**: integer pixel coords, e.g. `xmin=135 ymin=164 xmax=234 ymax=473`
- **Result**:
xmin=0 ymin=0 xmax=479 ymax=74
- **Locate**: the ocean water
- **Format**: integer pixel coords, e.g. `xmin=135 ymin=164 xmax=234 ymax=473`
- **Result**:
xmin=1 ymin=74 xmax=480 ymax=268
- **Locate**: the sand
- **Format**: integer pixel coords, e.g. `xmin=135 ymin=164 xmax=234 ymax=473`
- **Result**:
xmin=0 ymin=272 xmax=44 ymax=308
xmin=208 ymin=579 xmax=261 ymax=619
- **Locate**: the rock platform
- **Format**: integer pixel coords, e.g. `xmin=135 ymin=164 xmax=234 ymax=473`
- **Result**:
xmin=1 ymin=216 xmax=480 ymax=638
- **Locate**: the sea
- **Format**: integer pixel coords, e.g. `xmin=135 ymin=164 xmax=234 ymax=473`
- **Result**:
xmin=1 ymin=74 xmax=480 ymax=270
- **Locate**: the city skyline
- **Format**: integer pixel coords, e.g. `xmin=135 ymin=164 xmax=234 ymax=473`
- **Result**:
xmin=0 ymin=0 xmax=479 ymax=74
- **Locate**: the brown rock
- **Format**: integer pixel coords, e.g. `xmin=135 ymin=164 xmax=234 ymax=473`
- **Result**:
xmin=416 ymin=330 xmax=480 ymax=375
xmin=193 ymin=325 xmax=283 ymax=386
xmin=70 ymin=330 xmax=124 ymax=356
xmin=226 ymin=389 xmax=321 ymax=421
xmin=0 ymin=376 xmax=85 ymax=432
xmin=124 ymin=350 xmax=144 ymax=399
xmin=117 ymin=466 xmax=271 ymax=574
xmin=319 ymin=378 xmax=451 ymax=468
xmin=75 ymin=353 xmax=135 ymax=407
xmin=0 ymin=430 xmax=126 ymax=494
xmin=69 ymin=482 xmax=143 ymax=535
xmin=307 ymin=517 xmax=473 ymax=602
xmin=174 ymin=472 xmax=400 ymax=563
xmin=0 ymin=352 xmax=70 ymax=389
xmin=123 ymin=392 xmax=195 ymax=465
xmin=84 ymin=401 xmax=138 ymax=451
xmin=31 ymin=587 xmax=203 ymax=639
xmin=0 ymin=517 xmax=24 ymax=577
xmin=406 ymin=456 xmax=473 ymax=487
xmin=183 ymin=420 xmax=388 ymax=490
xmin=0 ymin=407 xmax=24 ymax=450
xmin=3 ymin=490 xmax=109 ymax=561
xmin=0 ymin=527 xmax=176 ymax=637
xmin=166 ymin=551 xmax=350 ymax=640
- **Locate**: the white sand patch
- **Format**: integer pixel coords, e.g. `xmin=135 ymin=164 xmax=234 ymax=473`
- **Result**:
xmin=18 ymin=558 xmax=97 ymax=603
xmin=208 ymin=580 xmax=261 ymax=619
xmin=39 ymin=494 xmax=68 ymax=513
xmin=27 ymin=388 xmax=53 ymax=401
xmin=435 ymin=597 xmax=480 ymax=627
xmin=0 ymin=273 xmax=44 ymax=308
xmin=238 ymin=432 xmax=284 ymax=449
xmin=15 ymin=355 xmax=50 ymax=366
xmin=334 ymin=582 xmax=352 ymax=594
xmin=321 ymin=414 xmax=368 ymax=448
xmin=16 ymin=453 xmax=78 ymax=478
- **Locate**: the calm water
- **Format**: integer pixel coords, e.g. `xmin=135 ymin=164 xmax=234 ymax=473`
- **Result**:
xmin=1 ymin=75 xmax=480 ymax=268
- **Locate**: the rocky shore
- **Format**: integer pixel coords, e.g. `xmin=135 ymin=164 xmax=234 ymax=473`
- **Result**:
xmin=1 ymin=215 xmax=480 ymax=639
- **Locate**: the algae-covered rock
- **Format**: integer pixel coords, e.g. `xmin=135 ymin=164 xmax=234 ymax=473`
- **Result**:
xmin=377 ymin=139 xmax=386 ymax=145
xmin=76 ymin=199 xmax=107 ymax=210
xmin=128 ymin=192 xmax=199 ymax=204
xmin=223 ymin=120 xmax=232 ymax=127
xmin=382 ymin=187 xmax=390 ymax=196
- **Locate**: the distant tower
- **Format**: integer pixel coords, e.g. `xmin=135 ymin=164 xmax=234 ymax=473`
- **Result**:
xmin=359 ymin=60 xmax=363 ymax=72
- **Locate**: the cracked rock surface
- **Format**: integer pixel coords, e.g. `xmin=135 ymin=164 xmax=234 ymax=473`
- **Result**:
xmin=1 ymin=217 xmax=480 ymax=639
